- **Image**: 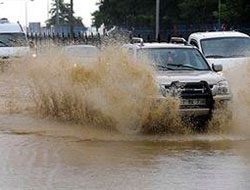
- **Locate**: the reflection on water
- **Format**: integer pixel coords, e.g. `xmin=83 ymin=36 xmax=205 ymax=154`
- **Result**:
xmin=0 ymin=131 xmax=249 ymax=190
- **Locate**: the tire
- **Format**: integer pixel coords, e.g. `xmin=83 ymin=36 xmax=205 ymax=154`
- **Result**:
xmin=183 ymin=115 xmax=211 ymax=133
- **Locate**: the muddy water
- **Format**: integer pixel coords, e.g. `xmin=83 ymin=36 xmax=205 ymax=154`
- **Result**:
xmin=0 ymin=117 xmax=250 ymax=190
xmin=1 ymin=54 xmax=250 ymax=189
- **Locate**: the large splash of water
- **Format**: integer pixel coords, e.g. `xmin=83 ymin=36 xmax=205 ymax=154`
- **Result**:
xmin=4 ymin=45 xmax=250 ymax=137
xmin=224 ymin=61 xmax=250 ymax=135
xmin=21 ymin=45 xmax=185 ymax=135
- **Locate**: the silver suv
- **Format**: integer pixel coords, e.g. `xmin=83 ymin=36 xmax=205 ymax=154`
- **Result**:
xmin=123 ymin=39 xmax=232 ymax=119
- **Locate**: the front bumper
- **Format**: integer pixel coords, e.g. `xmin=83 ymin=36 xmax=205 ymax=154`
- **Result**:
xmin=153 ymin=96 xmax=211 ymax=116
xmin=179 ymin=108 xmax=210 ymax=116
xmin=153 ymin=93 xmax=232 ymax=117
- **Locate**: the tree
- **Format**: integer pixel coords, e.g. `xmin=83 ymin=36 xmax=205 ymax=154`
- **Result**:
xmin=92 ymin=0 xmax=155 ymax=30
xmin=178 ymin=0 xmax=218 ymax=26
xmin=92 ymin=0 xmax=249 ymax=30
xmin=46 ymin=0 xmax=84 ymax=27
xmin=220 ymin=0 xmax=250 ymax=25
xmin=92 ymin=0 xmax=186 ymax=30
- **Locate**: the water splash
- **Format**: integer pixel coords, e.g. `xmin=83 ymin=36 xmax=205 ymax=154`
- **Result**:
xmin=24 ymin=45 xmax=185 ymax=135
xmin=224 ymin=61 xmax=250 ymax=135
xmin=4 ymin=45 xmax=250 ymax=136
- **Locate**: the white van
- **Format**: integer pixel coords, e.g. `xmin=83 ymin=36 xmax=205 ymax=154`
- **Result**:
xmin=188 ymin=31 xmax=250 ymax=70
xmin=0 ymin=18 xmax=30 ymax=69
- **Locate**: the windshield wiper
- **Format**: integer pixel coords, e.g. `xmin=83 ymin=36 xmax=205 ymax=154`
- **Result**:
xmin=8 ymin=38 xmax=23 ymax=45
xmin=0 ymin=40 xmax=9 ymax=47
xmin=167 ymin=63 xmax=202 ymax=71
xmin=205 ymin=55 xmax=225 ymax=58
xmin=156 ymin=65 xmax=174 ymax=70
xmin=8 ymin=38 xmax=16 ymax=41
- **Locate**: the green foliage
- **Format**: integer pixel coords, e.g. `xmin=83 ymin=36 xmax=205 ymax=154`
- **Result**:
xmin=92 ymin=0 xmax=155 ymax=29
xmin=92 ymin=0 xmax=249 ymax=29
xmin=178 ymin=0 xmax=218 ymax=25
xmin=222 ymin=0 xmax=250 ymax=24
xmin=46 ymin=0 xmax=84 ymax=26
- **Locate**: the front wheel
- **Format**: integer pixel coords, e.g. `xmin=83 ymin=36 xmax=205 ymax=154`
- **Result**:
xmin=184 ymin=115 xmax=211 ymax=133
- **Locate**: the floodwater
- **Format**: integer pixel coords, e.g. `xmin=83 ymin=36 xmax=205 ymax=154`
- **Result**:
xmin=1 ymin=51 xmax=250 ymax=190
xmin=1 ymin=114 xmax=250 ymax=190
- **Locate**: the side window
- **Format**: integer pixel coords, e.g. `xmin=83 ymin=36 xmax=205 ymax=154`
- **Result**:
xmin=190 ymin=40 xmax=199 ymax=48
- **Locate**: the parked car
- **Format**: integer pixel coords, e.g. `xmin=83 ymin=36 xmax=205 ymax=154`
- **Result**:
xmin=123 ymin=39 xmax=232 ymax=123
xmin=188 ymin=31 xmax=250 ymax=70
xmin=0 ymin=18 xmax=31 ymax=71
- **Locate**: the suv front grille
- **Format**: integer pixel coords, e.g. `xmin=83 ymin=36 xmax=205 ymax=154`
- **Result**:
xmin=166 ymin=81 xmax=214 ymax=110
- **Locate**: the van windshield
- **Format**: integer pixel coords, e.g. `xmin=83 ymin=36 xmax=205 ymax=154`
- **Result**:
xmin=0 ymin=33 xmax=28 ymax=47
xmin=201 ymin=37 xmax=250 ymax=58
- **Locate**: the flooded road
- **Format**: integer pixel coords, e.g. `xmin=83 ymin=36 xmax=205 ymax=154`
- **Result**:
xmin=0 ymin=117 xmax=250 ymax=190
xmin=1 ymin=52 xmax=250 ymax=190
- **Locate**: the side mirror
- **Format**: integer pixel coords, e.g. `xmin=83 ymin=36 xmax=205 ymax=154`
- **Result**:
xmin=212 ymin=64 xmax=223 ymax=72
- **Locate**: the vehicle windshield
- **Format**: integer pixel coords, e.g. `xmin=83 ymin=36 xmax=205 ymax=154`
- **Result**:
xmin=201 ymin=37 xmax=250 ymax=58
xmin=138 ymin=48 xmax=210 ymax=71
xmin=0 ymin=33 xmax=28 ymax=47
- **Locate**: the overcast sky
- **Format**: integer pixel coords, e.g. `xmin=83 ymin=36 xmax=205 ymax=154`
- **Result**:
xmin=0 ymin=0 xmax=99 ymax=27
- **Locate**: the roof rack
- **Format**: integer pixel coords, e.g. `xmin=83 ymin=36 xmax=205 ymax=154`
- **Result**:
xmin=170 ymin=37 xmax=187 ymax=45
xmin=131 ymin=37 xmax=144 ymax=46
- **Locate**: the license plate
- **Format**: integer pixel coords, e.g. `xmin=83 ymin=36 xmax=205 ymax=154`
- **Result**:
xmin=181 ymin=99 xmax=206 ymax=106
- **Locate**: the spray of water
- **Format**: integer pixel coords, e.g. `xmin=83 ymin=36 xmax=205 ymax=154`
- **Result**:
xmin=223 ymin=61 xmax=250 ymax=135
xmin=5 ymin=43 xmax=250 ymax=137
xmin=20 ymin=45 xmax=186 ymax=135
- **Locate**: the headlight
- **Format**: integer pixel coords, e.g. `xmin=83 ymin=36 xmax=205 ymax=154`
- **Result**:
xmin=213 ymin=80 xmax=230 ymax=95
